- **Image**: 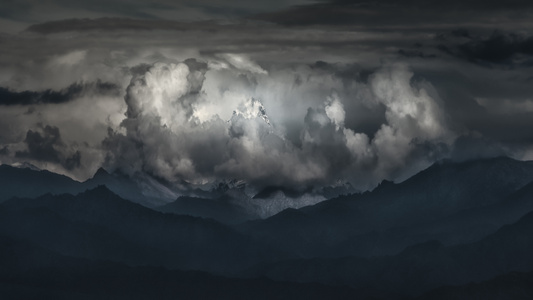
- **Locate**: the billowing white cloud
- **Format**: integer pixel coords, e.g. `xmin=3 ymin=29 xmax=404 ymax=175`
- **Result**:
xmin=98 ymin=58 xmax=457 ymax=190
xmin=325 ymin=93 xmax=345 ymax=130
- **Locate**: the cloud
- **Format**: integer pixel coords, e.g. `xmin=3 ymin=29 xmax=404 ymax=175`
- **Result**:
xmin=100 ymin=59 xmax=459 ymax=190
xmin=0 ymin=77 xmax=125 ymax=180
xmin=0 ymin=80 xmax=120 ymax=106
xmin=325 ymin=94 xmax=345 ymax=130
xmin=447 ymin=31 xmax=533 ymax=64
xmin=450 ymin=133 xmax=509 ymax=162
xmin=15 ymin=125 xmax=81 ymax=170
xmin=253 ymin=0 xmax=533 ymax=28
xmin=0 ymin=145 xmax=9 ymax=156
xmin=218 ymin=54 xmax=268 ymax=74
xmin=2 ymin=11 xmax=533 ymax=189
xmin=52 ymin=50 xmax=87 ymax=66
xmin=25 ymin=18 xmax=208 ymax=34
xmin=16 ymin=125 xmax=62 ymax=163
xmin=3 ymin=0 xmax=309 ymax=35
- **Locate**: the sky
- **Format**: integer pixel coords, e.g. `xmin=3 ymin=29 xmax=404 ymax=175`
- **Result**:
xmin=1 ymin=0 xmax=533 ymax=191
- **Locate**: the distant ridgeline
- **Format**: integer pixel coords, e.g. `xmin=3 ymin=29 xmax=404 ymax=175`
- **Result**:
xmin=0 ymin=163 xmax=354 ymax=222
xmin=2 ymin=156 xmax=533 ymax=299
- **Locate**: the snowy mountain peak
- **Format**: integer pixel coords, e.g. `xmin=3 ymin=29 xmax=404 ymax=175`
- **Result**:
xmin=231 ymin=98 xmax=271 ymax=126
xmin=11 ymin=162 xmax=42 ymax=171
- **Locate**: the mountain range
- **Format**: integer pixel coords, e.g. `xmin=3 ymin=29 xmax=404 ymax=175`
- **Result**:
xmin=2 ymin=156 xmax=533 ymax=299
xmin=0 ymin=163 xmax=345 ymax=221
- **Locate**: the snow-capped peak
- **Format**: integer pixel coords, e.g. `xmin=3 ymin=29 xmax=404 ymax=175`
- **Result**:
xmin=11 ymin=162 xmax=42 ymax=171
xmin=231 ymin=98 xmax=271 ymax=126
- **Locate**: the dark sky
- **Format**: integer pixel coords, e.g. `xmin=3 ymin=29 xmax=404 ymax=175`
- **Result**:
xmin=1 ymin=0 xmax=533 ymax=190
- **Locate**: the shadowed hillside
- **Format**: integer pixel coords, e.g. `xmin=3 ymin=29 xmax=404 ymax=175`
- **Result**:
xmin=2 ymin=157 xmax=533 ymax=299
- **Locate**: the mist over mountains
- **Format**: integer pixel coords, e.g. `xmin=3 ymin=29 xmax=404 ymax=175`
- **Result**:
xmin=1 ymin=156 xmax=533 ymax=299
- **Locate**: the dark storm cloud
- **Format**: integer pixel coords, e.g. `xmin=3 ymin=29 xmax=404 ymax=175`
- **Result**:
xmin=397 ymin=49 xmax=436 ymax=59
xmin=15 ymin=125 xmax=82 ymax=170
xmin=0 ymin=85 xmax=81 ymax=106
xmin=64 ymin=150 xmax=82 ymax=170
xmin=252 ymin=0 xmax=533 ymax=29
xmin=327 ymin=0 xmax=533 ymax=9
xmin=0 ymin=0 xmax=31 ymax=20
xmin=16 ymin=125 xmax=62 ymax=163
xmin=467 ymin=112 xmax=533 ymax=144
xmin=439 ymin=31 xmax=533 ymax=64
xmin=21 ymin=17 xmax=411 ymax=57
xmin=47 ymin=0 xmax=165 ymax=19
xmin=400 ymin=64 xmax=533 ymax=166
xmin=412 ymin=67 xmax=533 ymax=142
xmin=26 ymin=18 xmax=213 ymax=34
xmin=450 ymin=134 xmax=509 ymax=162
xmin=0 ymin=81 xmax=120 ymax=106
xmin=310 ymin=61 xmax=373 ymax=83
xmin=0 ymin=0 xmax=307 ymax=34
xmin=0 ymin=146 xmax=9 ymax=156
xmin=0 ymin=0 xmax=156 ymax=22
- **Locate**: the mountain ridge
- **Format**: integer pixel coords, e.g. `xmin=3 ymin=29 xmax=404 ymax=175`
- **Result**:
xmin=240 ymin=156 xmax=533 ymax=257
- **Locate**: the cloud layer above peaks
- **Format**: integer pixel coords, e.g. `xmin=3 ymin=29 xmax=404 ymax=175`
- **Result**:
xmin=1 ymin=2 xmax=533 ymax=189
xmin=97 ymin=59 xmax=451 ymax=190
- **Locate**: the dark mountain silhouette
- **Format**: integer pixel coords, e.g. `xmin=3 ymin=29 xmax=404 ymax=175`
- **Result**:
xmin=0 ymin=164 xmax=178 ymax=207
xmin=246 ymin=210 xmax=533 ymax=298
xmin=159 ymin=183 xmax=329 ymax=223
xmin=241 ymin=157 xmax=533 ymax=257
xmin=157 ymin=195 xmax=256 ymax=224
xmin=0 ymin=204 xmax=164 ymax=266
xmin=3 ymin=156 xmax=533 ymax=299
xmin=84 ymin=167 xmax=177 ymax=207
xmin=417 ymin=270 xmax=533 ymax=300
xmin=0 ymin=186 xmax=285 ymax=274
xmin=0 ymin=164 xmax=84 ymax=202
xmin=0 ymin=163 xmax=349 ymax=221
xmin=331 ymin=178 xmax=533 ymax=258
xmin=0 ymin=235 xmax=361 ymax=300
